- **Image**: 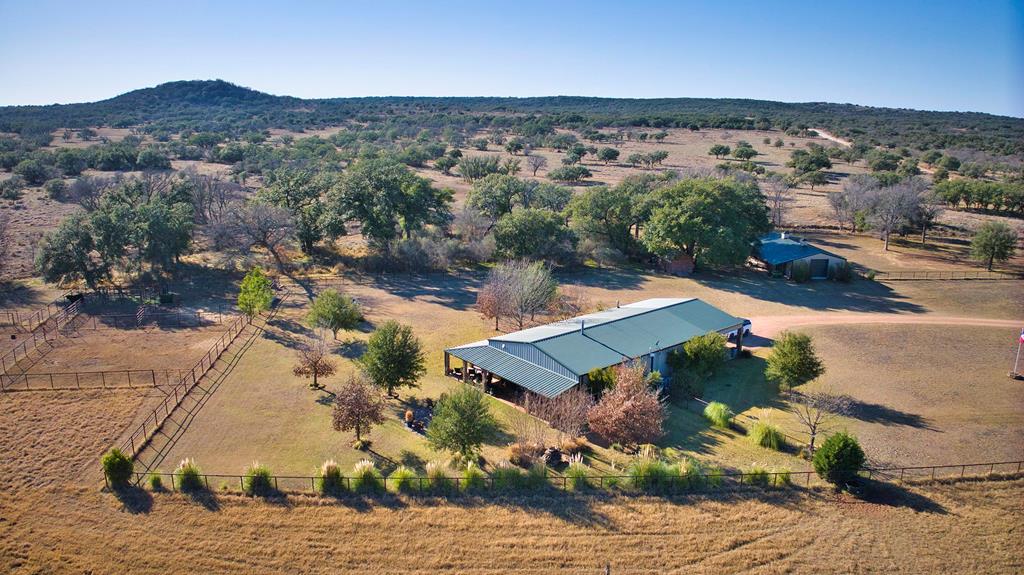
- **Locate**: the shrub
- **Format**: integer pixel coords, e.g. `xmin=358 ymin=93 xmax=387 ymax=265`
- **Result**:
xmin=148 ymin=473 xmax=164 ymax=491
xmin=628 ymin=458 xmax=677 ymax=492
xmin=243 ymin=462 xmax=274 ymax=496
xmin=703 ymin=401 xmax=733 ymax=428
xmin=388 ymin=466 xmax=418 ymax=494
xmin=316 ymin=460 xmax=345 ymax=495
xmin=425 ymin=460 xmax=455 ymax=493
xmin=565 ymin=457 xmax=591 ymax=491
xmin=44 ymin=178 xmax=67 ymax=200
xmin=865 ymin=270 xmax=876 ymax=281
xmin=490 ymin=463 xmax=524 ymax=490
xmin=829 ymin=261 xmax=853 ymax=282
xmin=462 ymin=463 xmax=487 ymax=492
xmin=790 ymin=260 xmax=811 ymax=282
xmin=351 ymin=460 xmax=384 ymax=493
xmin=748 ymin=420 xmax=785 ymax=451
xmin=101 ymin=448 xmax=134 ymax=487
xmin=744 ymin=467 xmax=771 ymax=486
xmin=177 ymin=458 xmax=204 ymax=492
xmin=813 ymin=432 xmax=865 ymax=489
xmin=773 ymin=468 xmax=792 ymax=487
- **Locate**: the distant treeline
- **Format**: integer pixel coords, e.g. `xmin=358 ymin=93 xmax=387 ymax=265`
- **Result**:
xmin=1 ymin=80 xmax=1022 ymax=156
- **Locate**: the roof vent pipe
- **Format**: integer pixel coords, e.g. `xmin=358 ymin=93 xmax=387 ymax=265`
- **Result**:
xmin=580 ymin=319 xmax=585 ymax=333
xmin=616 ymin=300 xmax=620 ymax=308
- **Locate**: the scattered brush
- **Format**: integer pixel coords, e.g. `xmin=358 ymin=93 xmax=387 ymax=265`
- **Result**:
xmin=628 ymin=458 xmax=678 ymax=492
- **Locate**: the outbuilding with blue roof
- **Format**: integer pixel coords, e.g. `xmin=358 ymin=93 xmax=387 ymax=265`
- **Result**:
xmin=753 ymin=232 xmax=847 ymax=279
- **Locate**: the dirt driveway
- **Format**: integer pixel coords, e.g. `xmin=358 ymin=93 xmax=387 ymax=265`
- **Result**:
xmin=745 ymin=313 xmax=1023 ymax=347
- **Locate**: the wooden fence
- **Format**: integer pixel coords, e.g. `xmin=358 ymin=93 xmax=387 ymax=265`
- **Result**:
xmin=872 ymin=269 xmax=1021 ymax=281
xmin=1 ymin=369 xmax=186 ymax=392
xmin=122 ymin=460 xmax=1024 ymax=494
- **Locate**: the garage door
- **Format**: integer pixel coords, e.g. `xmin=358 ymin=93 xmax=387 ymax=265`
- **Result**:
xmin=809 ymin=258 xmax=829 ymax=278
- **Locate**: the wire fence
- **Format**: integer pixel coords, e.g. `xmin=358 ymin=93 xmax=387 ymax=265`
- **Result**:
xmin=871 ymin=269 xmax=1021 ymax=281
xmin=122 ymin=460 xmax=1024 ymax=494
xmin=1 ymin=368 xmax=186 ymax=392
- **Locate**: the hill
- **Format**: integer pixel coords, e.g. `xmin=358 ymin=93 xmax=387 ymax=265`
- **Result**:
xmin=1 ymin=80 xmax=1022 ymax=155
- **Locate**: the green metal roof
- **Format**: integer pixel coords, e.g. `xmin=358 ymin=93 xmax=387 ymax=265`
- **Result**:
xmin=446 ymin=298 xmax=743 ymax=397
xmin=446 ymin=344 xmax=580 ymax=398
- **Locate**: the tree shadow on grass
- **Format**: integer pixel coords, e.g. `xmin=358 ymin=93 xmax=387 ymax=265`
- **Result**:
xmin=846 ymin=398 xmax=937 ymax=430
xmin=334 ymin=338 xmax=367 ymax=359
xmin=361 ymin=272 xmax=484 ymax=311
xmin=555 ymin=265 xmax=649 ymax=291
xmin=691 ymin=269 xmax=926 ymax=314
xmin=852 ymin=478 xmax=948 ymax=514
xmin=111 ymin=485 xmax=153 ymax=514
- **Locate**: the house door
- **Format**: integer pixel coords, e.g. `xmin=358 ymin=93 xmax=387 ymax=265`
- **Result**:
xmin=809 ymin=258 xmax=829 ymax=278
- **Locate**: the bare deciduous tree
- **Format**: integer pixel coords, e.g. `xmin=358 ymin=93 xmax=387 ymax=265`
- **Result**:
xmin=785 ymin=389 xmax=852 ymax=453
xmin=526 ymin=154 xmax=548 ymax=177
xmin=871 ymin=182 xmax=922 ymax=250
xmin=70 ymin=175 xmax=120 ymax=212
xmin=476 ymin=260 xmax=557 ymax=331
xmin=524 ymin=388 xmax=595 ymax=440
xmin=181 ymin=167 xmax=239 ymax=223
xmin=222 ymin=201 xmax=294 ymax=268
xmin=292 ymin=337 xmax=338 ymax=390
xmin=830 ymin=174 xmax=877 ymax=232
xmin=761 ymin=174 xmax=792 ymax=227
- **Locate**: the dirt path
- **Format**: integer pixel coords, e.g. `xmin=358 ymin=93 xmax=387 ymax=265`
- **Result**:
xmin=811 ymin=128 xmax=852 ymax=147
xmin=745 ymin=312 xmax=1023 ymax=347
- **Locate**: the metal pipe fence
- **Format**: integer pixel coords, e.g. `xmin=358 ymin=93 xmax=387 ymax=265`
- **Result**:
xmin=117 ymin=311 xmax=250 ymax=459
xmin=0 ymin=299 xmax=82 ymax=376
xmin=121 ymin=460 xmax=1024 ymax=495
xmin=871 ymin=269 xmax=1021 ymax=281
xmin=1 ymin=369 xmax=186 ymax=392
xmin=67 ymin=311 xmax=232 ymax=332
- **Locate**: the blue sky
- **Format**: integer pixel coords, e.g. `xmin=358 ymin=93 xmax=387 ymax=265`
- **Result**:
xmin=1 ymin=0 xmax=1021 ymax=116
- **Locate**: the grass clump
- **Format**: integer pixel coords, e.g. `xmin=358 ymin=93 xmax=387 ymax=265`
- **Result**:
xmin=388 ymin=466 xmax=418 ymax=494
xmin=426 ymin=460 xmax=455 ymax=494
xmin=491 ymin=463 xmax=525 ymax=490
xmin=743 ymin=466 xmax=771 ymax=486
xmin=565 ymin=455 xmax=591 ymax=491
xmin=628 ymin=459 xmax=678 ymax=492
xmin=677 ymin=457 xmax=706 ymax=490
xmin=176 ymin=458 xmax=204 ymax=492
xmin=524 ymin=463 xmax=550 ymax=490
xmin=316 ymin=460 xmax=346 ymax=495
xmin=704 ymin=465 xmax=724 ymax=488
xmin=351 ymin=460 xmax=384 ymax=494
xmin=243 ymin=462 xmax=274 ymax=496
xmin=703 ymin=401 xmax=734 ymax=428
xmin=147 ymin=473 xmax=164 ymax=491
xmin=462 ymin=463 xmax=487 ymax=492
xmin=101 ymin=448 xmax=134 ymax=488
xmin=748 ymin=420 xmax=785 ymax=451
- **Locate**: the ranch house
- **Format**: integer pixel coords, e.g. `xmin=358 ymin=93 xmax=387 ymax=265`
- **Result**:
xmin=444 ymin=298 xmax=745 ymax=399
xmin=753 ymin=232 xmax=847 ymax=280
